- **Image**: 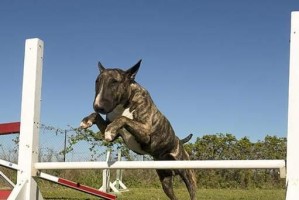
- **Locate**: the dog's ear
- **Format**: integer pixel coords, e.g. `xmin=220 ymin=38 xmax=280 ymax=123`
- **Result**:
xmin=98 ymin=62 xmax=105 ymax=72
xmin=126 ymin=59 xmax=142 ymax=80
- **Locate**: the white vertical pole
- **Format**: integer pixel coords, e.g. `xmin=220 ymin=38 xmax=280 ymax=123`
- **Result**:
xmin=115 ymin=149 xmax=122 ymax=189
xmin=100 ymin=150 xmax=111 ymax=192
xmin=8 ymin=38 xmax=44 ymax=200
xmin=287 ymin=11 xmax=299 ymax=200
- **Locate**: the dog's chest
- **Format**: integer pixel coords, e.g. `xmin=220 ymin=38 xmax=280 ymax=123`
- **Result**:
xmin=107 ymin=105 xmax=134 ymax=121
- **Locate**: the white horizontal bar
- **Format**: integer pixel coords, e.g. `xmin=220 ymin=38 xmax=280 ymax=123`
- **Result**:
xmin=0 ymin=159 xmax=19 ymax=170
xmin=35 ymin=160 xmax=285 ymax=170
xmin=38 ymin=172 xmax=59 ymax=183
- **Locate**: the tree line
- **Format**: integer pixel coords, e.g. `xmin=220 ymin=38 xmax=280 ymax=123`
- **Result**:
xmin=184 ymin=133 xmax=286 ymax=188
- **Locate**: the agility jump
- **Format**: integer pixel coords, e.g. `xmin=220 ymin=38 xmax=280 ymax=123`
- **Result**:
xmin=0 ymin=123 xmax=116 ymax=200
xmin=0 ymin=11 xmax=299 ymax=200
xmin=0 ymin=39 xmax=116 ymax=200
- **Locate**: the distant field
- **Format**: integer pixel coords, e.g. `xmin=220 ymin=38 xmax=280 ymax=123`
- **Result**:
xmin=42 ymin=187 xmax=285 ymax=200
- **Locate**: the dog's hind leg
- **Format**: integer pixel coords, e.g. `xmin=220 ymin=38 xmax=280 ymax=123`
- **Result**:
xmin=177 ymin=169 xmax=197 ymax=200
xmin=169 ymin=141 xmax=197 ymax=200
xmin=176 ymin=147 xmax=197 ymax=200
xmin=156 ymin=170 xmax=178 ymax=200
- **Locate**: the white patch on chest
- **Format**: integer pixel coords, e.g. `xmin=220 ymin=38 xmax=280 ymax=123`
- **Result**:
xmin=107 ymin=105 xmax=134 ymax=121
xmin=106 ymin=105 xmax=146 ymax=155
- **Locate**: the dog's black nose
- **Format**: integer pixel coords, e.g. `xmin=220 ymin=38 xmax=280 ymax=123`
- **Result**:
xmin=97 ymin=108 xmax=106 ymax=114
xmin=94 ymin=105 xmax=104 ymax=114
xmin=93 ymin=103 xmax=108 ymax=114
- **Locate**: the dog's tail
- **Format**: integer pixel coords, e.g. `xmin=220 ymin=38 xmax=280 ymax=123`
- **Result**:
xmin=180 ymin=133 xmax=193 ymax=144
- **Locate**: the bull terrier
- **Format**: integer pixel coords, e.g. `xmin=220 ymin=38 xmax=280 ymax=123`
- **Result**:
xmin=80 ymin=60 xmax=197 ymax=200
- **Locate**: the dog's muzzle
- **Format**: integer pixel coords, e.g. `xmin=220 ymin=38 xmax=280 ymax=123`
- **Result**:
xmin=93 ymin=101 xmax=113 ymax=114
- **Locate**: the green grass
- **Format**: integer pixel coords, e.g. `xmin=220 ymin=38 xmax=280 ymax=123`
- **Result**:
xmin=42 ymin=186 xmax=285 ymax=200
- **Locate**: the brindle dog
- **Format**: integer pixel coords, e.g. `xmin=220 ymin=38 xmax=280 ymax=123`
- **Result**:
xmin=80 ymin=60 xmax=197 ymax=200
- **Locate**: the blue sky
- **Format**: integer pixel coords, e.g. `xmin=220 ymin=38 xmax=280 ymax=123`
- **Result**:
xmin=0 ymin=1 xmax=298 ymax=142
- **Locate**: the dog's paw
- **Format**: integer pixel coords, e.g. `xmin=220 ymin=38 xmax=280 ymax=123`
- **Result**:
xmin=104 ymin=131 xmax=114 ymax=142
xmin=104 ymin=125 xmax=117 ymax=142
xmin=80 ymin=113 xmax=97 ymax=129
xmin=80 ymin=120 xmax=93 ymax=129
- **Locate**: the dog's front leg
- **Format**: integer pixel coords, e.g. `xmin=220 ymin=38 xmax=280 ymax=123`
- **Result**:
xmin=105 ymin=116 xmax=151 ymax=143
xmin=80 ymin=112 xmax=107 ymax=133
